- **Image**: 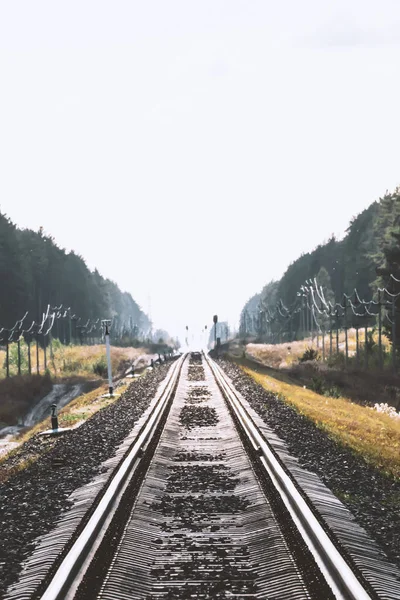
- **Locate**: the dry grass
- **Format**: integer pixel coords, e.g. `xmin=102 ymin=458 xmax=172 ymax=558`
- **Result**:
xmin=246 ymin=340 xmax=311 ymax=369
xmin=247 ymin=328 xmax=391 ymax=369
xmin=41 ymin=343 xmax=145 ymax=379
xmin=0 ymin=454 xmax=40 ymax=484
xmin=243 ymin=330 xmax=400 ymax=410
xmin=241 ymin=363 xmax=400 ymax=479
xmin=0 ymin=349 xmax=5 ymax=376
xmin=0 ymin=342 xmax=146 ymax=380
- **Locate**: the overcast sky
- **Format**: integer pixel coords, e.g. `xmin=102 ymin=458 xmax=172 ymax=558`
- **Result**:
xmin=1 ymin=1 xmax=400 ymax=341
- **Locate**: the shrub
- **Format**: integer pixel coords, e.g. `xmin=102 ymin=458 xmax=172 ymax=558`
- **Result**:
xmin=3 ymin=341 xmax=29 ymax=376
xmin=326 ymin=352 xmax=346 ymax=368
xmin=310 ymin=376 xmax=325 ymax=394
xmin=309 ymin=375 xmax=342 ymax=399
xmin=384 ymin=385 xmax=400 ymax=410
xmin=324 ymin=385 xmax=342 ymax=399
xmin=63 ymin=359 xmax=83 ymax=373
xmin=92 ymin=356 xmax=108 ymax=377
xmin=299 ymin=347 xmax=319 ymax=363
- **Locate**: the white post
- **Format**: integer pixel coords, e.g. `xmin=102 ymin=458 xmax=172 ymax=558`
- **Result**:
xmin=104 ymin=321 xmax=113 ymax=396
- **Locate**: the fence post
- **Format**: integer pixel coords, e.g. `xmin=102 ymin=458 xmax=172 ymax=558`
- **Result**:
xmin=344 ymin=298 xmax=348 ymax=366
xmin=17 ymin=337 xmax=21 ymax=375
xmin=378 ymin=290 xmax=383 ymax=370
xmin=322 ymin=327 xmax=325 ymax=361
xmin=36 ymin=335 xmax=40 ymax=374
xmin=68 ymin=310 xmax=72 ymax=345
xmin=311 ymin=305 xmax=314 ymax=345
xmin=44 ymin=334 xmax=47 ymax=371
xmin=6 ymin=339 xmax=9 ymax=377
xmin=356 ymin=326 xmax=359 ymax=367
xmin=27 ymin=339 xmax=31 ymax=375
xmin=392 ymin=297 xmax=397 ymax=374
xmin=364 ymin=322 xmax=368 ymax=370
xmin=305 ymin=300 xmax=309 ymax=340
xmin=336 ymin=311 xmax=339 ymax=354
xmin=49 ymin=330 xmax=53 ymax=361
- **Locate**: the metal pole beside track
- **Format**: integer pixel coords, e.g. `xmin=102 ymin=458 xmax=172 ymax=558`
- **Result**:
xmin=102 ymin=320 xmax=113 ymax=396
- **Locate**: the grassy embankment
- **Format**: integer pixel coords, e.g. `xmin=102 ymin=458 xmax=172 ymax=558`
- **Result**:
xmin=245 ymin=328 xmax=391 ymax=369
xmin=244 ymin=329 xmax=400 ymax=409
xmin=233 ymin=332 xmax=400 ymax=479
xmin=0 ymin=379 xmax=134 ymax=481
xmin=0 ymin=342 xmax=152 ymax=472
xmin=0 ymin=342 xmax=146 ymax=428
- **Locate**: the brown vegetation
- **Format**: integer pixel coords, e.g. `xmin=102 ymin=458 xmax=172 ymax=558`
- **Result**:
xmin=244 ymin=331 xmax=400 ymax=411
xmin=0 ymin=344 xmax=147 ymax=428
xmin=0 ymin=374 xmax=52 ymax=427
xmin=238 ymin=360 xmax=400 ymax=479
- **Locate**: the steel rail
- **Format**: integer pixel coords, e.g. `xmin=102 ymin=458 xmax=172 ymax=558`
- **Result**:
xmin=205 ymin=354 xmax=373 ymax=600
xmin=40 ymin=353 xmax=186 ymax=600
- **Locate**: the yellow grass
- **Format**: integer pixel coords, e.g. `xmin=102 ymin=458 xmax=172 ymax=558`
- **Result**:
xmin=242 ymin=364 xmax=400 ymax=479
xmin=0 ymin=343 xmax=146 ymax=380
xmin=247 ymin=328 xmax=390 ymax=369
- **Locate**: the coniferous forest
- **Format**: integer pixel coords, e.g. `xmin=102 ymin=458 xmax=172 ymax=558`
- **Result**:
xmin=241 ymin=188 xmax=400 ymax=343
xmin=0 ymin=212 xmax=150 ymax=334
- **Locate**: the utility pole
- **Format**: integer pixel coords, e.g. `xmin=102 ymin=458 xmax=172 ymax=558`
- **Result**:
xmin=213 ymin=315 xmax=218 ymax=354
xmin=392 ymin=297 xmax=396 ymax=373
xmin=102 ymin=320 xmax=113 ymax=396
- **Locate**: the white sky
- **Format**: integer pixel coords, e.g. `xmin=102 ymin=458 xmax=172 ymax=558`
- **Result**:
xmin=1 ymin=1 xmax=400 ymax=341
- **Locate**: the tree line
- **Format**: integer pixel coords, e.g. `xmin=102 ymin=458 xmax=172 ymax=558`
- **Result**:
xmin=0 ymin=212 xmax=150 ymax=336
xmin=240 ymin=187 xmax=400 ymax=349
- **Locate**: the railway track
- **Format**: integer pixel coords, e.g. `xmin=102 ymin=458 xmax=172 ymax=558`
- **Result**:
xmin=5 ymin=352 xmax=400 ymax=599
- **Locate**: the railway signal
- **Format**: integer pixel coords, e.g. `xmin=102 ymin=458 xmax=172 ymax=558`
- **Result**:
xmin=213 ymin=315 xmax=218 ymax=350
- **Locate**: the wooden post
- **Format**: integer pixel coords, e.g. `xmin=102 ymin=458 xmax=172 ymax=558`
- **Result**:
xmin=311 ymin=306 xmax=314 ymax=345
xmin=344 ymin=300 xmax=348 ymax=366
xmin=378 ymin=290 xmax=383 ymax=370
xmin=36 ymin=336 xmax=40 ymax=374
xmin=27 ymin=340 xmax=31 ymax=375
xmin=44 ymin=334 xmax=47 ymax=371
xmin=392 ymin=298 xmax=397 ymax=374
xmin=336 ymin=312 xmax=339 ymax=354
xmin=17 ymin=337 xmax=21 ymax=375
xmin=356 ymin=326 xmax=359 ymax=367
xmin=6 ymin=340 xmax=9 ymax=377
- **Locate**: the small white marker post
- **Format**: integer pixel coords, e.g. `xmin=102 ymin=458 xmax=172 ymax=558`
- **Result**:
xmin=102 ymin=320 xmax=113 ymax=396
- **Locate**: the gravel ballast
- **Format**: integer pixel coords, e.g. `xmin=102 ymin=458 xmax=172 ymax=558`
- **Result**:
xmin=217 ymin=359 xmax=400 ymax=570
xmin=0 ymin=363 xmax=172 ymax=597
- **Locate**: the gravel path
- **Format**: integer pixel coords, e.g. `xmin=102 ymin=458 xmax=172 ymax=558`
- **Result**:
xmin=0 ymin=363 xmax=171 ymax=598
xmin=217 ymin=359 xmax=400 ymax=570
